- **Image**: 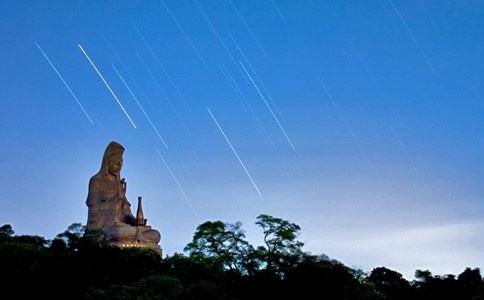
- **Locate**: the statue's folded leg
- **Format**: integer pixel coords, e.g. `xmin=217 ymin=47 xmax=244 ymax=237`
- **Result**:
xmin=105 ymin=224 xmax=161 ymax=244
xmin=142 ymin=229 xmax=161 ymax=244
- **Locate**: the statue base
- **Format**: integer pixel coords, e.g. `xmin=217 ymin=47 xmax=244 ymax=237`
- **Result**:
xmin=110 ymin=241 xmax=162 ymax=255
xmin=105 ymin=223 xmax=162 ymax=255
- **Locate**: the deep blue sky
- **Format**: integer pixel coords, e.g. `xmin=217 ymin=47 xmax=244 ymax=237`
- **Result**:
xmin=1 ymin=0 xmax=483 ymax=278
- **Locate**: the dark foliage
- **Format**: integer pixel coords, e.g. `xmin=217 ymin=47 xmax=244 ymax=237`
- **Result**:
xmin=0 ymin=216 xmax=482 ymax=300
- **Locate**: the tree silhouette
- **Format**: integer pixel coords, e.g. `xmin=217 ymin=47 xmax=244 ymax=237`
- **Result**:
xmin=368 ymin=267 xmax=412 ymax=300
xmin=1 ymin=218 xmax=483 ymax=299
xmin=184 ymin=220 xmax=252 ymax=273
xmin=254 ymin=214 xmax=304 ymax=277
xmin=0 ymin=224 xmax=14 ymax=239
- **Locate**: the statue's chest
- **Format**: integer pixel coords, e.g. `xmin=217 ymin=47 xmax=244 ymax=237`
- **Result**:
xmin=96 ymin=180 xmax=119 ymax=200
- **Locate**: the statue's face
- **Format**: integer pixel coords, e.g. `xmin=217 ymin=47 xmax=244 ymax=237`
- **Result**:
xmin=108 ymin=155 xmax=123 ymax=177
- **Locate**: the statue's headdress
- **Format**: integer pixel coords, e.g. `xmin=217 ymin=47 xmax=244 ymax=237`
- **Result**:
xmin=99 ymin=141 xmax=125 ymax=174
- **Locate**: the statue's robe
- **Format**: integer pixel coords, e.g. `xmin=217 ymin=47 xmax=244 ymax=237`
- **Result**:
xmin=86 ymin=173 xmax=136 ymax=231
xmin=86 ymin=173 xmax=160 ymax=246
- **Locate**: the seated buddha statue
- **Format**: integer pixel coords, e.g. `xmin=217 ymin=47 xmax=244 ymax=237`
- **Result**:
xmin=86 ymin=141 xmax=161 ymax=253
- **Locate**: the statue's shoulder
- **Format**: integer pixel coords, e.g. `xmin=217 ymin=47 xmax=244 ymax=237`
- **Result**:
xmin=86 ymin=173 xmax=110 ymax=206
xmin=89 ymin=173 xmax=105 ymax=187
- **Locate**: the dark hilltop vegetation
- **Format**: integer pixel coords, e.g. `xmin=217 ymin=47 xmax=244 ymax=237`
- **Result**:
xmin=0 ymin=215 xmax=482 ymax=300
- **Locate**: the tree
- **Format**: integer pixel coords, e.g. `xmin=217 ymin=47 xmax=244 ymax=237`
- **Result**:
xmin=255 ymin=214 xmax=304 ymax=256
xmin=415 ymin=269 xmax=433 ymax=284
xmin=458 ymin=268 xmax=483 ymax=299
xmin=54 ymin=222 xmax=107 ymax=252
xmin=185 ymin=221 xmax=227 ymax=258
xmin=255 ymin=214 xmax=304 ymax=276
xmin=56 ymin=223 xmax=84 ymax=252
xmin=369 ymin=267 xmax=412 ymax=300
xmin=0 ymin=224 xmax=14 ymax=239
xmin=458 ymin=267 xmax=481 ymax=289
xmin=184 ymin=221 xmax=252 ymax=273
xmin=284 ymin=254 xmax=368 ymax=300
xmin=56 ymin=223 xmax=85 ymax=247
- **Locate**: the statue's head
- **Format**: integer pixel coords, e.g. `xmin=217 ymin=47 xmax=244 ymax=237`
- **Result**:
xmin=100 ymin=141 xmax=125 ymax=177
xmin=108 ymin=153 xmax=123 ymax=177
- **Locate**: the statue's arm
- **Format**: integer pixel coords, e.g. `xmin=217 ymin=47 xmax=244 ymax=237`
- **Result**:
xmin=86 ymin=177 xmax=98 ymax=206
xmin=86 ymin=177 xmax=113 ymax=205
xmin=120 ymin=196 xmax=136 ymax=225
xmin=122 ymin=197 xmax=135 ymax=215
xmin=118 ymin=178 xmax=135 ymax=222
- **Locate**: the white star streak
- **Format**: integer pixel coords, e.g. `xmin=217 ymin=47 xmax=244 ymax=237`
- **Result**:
xmin=219 ymin=65 xmax=276 ymax=150
xmin=35 ymin=42 xmax=94 ymax=125
xmin=239 ymin=61 xmax=296 ymax=151
xmin=269 ymin=0 xmax=287 ymax=24
xmin=229 ymin=34 xmax=247 ymax=60
xmin=101 ymin=35 xmax=120 ymax=60
xmin=350 ymin=41 xmax=426 ymax=174
xmin=316 ymin=75 xmax=373 ymax=170
xmin=389 ymin=125 xmax=431 ymax=198
xmin=135 ymin=51 xmax=192 ymax=137
xmin=349 ymin=42 xmax=427 ymax=187
xmin=78 ymin=44 xmax=137 ymax=128
xmin=206 ymin=107 xmax=262 ymax=197
xmin=155 ymin=147 xmax=201 ymax=222
xmin=112 ymin=64 xmax=169 ymax=149
xmin=100 ymin=37 xmax=159 ymax=114
xmin=134 ymin=51 xmax=169 ymax=101
xmin=228 ymin=0 xmax=266 ymax=56
xmin=387 ymin=0 xmax=436 ymax=74
xmin=134 ymin=28 xmax=191 ymax=112
xmin=417 ymin=0 xmax=441 ymax=31
xmin=229 ymin=34 xmax=286 ymax=121
xmin=160 ymin=0 xmax=208 ymax=68
xmin=192 ymin=0 xmax=238 ymax=66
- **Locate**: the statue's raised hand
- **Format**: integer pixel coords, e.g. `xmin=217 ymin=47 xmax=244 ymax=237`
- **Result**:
xmin=121 ymin=178 xmax=127 ymax=196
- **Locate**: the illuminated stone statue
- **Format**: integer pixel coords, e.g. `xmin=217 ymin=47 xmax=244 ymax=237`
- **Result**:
xmin=86 ymin=141 xmax=161 ymax=254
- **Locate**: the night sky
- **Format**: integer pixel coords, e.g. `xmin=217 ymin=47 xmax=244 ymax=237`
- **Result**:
xmin=1 ymin=1 xmax=483 ymax=278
